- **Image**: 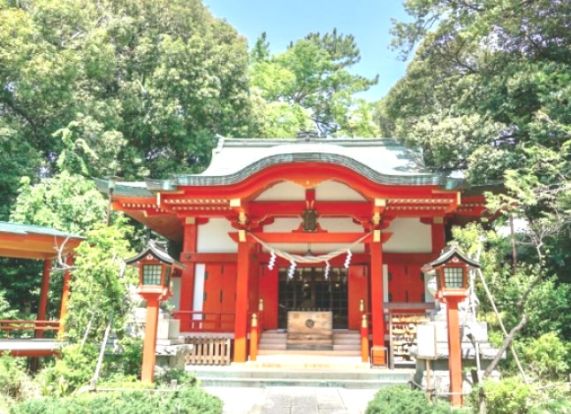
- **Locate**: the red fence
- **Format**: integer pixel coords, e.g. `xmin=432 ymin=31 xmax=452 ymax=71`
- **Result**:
xmin=172 ymin=311 xmax=235 ymax=332
xmin=0 ymin=319 xmax=60 ymax=337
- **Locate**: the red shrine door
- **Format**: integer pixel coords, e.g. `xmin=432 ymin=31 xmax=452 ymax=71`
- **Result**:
xmin=388 ymin=264 xmax=424 ymax=303
xmin=202 ymin=263 xmax=237 ymax=331
xmin=348 ymin=265 xmax=368 ymax=330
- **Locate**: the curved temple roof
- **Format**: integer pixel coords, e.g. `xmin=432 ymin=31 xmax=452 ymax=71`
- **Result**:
xmin=99 ymin=138 xmax=465 ymax=195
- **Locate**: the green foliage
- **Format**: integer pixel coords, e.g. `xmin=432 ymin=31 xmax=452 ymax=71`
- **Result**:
xmin=0 ymin=0 xmax=254 ymax=181
xmin=519 ymin=333 xmax=569 ymax=381
xmin=366 ymin=385 xmax=451 ymax=414
xmin=469 ymin=377 xmax=532 ymax=414
xmin=10 ymin=385 xmax=222 ymax=414
xmin=35 ymin=344 xmax=98 ymax=397
xmin=0 ymin=353 xmax=37 ymax=402
xmin=105 ymin=337 xmax=143 ymax=378
xmin=6 ymin=171 xmax=106 ymax=311
xmin=452 ymin=224 xmax=571 ymax=376
xmin=0 ymin=290 xmax=16 ymax=321
xmin=10 ymin=172 xmax=107 ymax=235
xmin=64 ymin=220 xmax=138 ymax=342
xmin=156 ymin=369 xmax=197 ymax=387
xmin=250 ymin=29 xmax=378 ymax=137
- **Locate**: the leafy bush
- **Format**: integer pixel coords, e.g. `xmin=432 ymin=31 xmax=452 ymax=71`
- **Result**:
xmin=10 ymin=385 xmax=222 ymax=414
xmin=520 ymin=332 xmax=569 ymax=380
xmin=35 ymin=344 xmax=98 ymax=396
xmin=0 ymin=353 xmax=38 ymax=402
xmin=105 ymin=336 xmax=143 ymax=378
xmin=366 ymin=385 xmax=451 ymax=414
xmin=156 ymin=368 xmax=197 ymax=386
xmin=468 ymin=377 xmax=532 ymax=414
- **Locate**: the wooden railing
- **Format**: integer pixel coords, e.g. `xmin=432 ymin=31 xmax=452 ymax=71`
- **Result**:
xmin=0 ymin=320 xmax=60 ymax=337
xmin=184 ymin=337 xmax=232 ymax=365
xmin=172 ymin=311 xmax=235 ymax=332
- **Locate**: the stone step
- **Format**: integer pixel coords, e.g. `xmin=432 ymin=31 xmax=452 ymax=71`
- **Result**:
xmin=333 ymin=344 xmax=361 ymax=351
xmin=195 ymin=377 xmax=407 ymax=389
xmin=287 ymin=343 xmax=333 ymax=351
xmin=190 ymin=368 xmax=409 ymax=380
xmin=333 ymin=338 xmax=361 ymax=344
xmin=259 ymin=344 xmax=287 ymax=350
xmin=189 ymin=366 xmax=413 ymax=388
xmin=257 ymin=349 xmax=360 ymax=356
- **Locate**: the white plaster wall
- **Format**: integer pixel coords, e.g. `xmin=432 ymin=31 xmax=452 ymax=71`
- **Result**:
xmin=254 ymin=179 xmax=366 ymax=202
xmin=192 ymin=264 xmax=205 ymax=319
xmin=383 ymin=264 xmax=389 ymax=302
xmin=255 ymin=181 xmax=305 ymax=200
xmin=315 ymin=180 xmax=366 ymax=201
xmin=197 ymin=218 xmax=237 ymax=253
xmin=319 ymin=218 xmax=362 ymax=232
xmin=383 ymin=218 xmax=431 ymax=253
xmin=264 ymin=218 xmax=301 ymax=233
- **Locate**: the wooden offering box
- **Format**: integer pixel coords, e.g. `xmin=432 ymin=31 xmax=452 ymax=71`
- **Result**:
xmin=287 ymin=311 xmax=333 ymax=350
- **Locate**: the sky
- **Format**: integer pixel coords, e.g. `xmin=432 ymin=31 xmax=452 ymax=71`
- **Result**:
xmin=203 ymin=0 xmax=411 ymax=101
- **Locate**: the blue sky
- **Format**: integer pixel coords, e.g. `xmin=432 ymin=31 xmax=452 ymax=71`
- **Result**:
xmin=203 ymin=0 xmax=410 ymax=101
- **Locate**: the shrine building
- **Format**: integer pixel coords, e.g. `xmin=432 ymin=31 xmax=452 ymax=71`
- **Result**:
xmin=101 ymin=138 xmax=487 ymax=366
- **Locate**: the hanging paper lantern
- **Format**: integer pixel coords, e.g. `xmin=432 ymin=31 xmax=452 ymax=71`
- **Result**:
xmin=324 ymin=260 xmax=330 ymax=280
xmin=268 ymin=250 xmax=277 ymax=270
xmin=288 ymin=259 xmax=297 ymax=279
xmin=344 ymin=249 xmax=352 ymax=269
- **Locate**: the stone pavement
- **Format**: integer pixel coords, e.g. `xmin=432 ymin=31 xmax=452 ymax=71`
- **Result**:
xmin=204 ymin=386 xmax=377 ymax=414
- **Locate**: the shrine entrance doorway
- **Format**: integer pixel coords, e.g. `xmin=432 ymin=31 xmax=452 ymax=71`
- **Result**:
xmin=278 ymin=267 xmax=348 ymax=329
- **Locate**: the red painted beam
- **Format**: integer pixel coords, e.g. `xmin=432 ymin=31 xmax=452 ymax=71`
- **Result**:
xmin=229 ymin=232 xmax=371 ymax=244
xmin=248 ymin=201 xmax=373 ymax=219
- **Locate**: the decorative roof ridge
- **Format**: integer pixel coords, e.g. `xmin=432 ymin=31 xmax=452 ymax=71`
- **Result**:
xmin=218 ymin=137 xmax=405 ymax=148
xmin=147 ymin=152 xmax=464 ymax=190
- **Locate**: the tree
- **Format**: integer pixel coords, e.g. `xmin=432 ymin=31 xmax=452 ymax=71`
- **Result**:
xmin=0 ymin=0 xmax=255 ymax=188
xmin=250 ymin=29 xmax=378 ymax=137
xmin=4 ymin=172 xmax=109 ymax=315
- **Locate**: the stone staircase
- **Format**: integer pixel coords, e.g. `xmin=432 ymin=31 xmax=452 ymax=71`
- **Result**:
xmin=188 ymin=362 xmax=413 ymax=388
xmin=259 ymin=329 xmax=361 ymax=356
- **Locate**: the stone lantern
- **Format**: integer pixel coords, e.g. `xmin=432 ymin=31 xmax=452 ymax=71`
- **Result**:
xmin=422 ymin=245 xmax=479 ymax=407
xmin=126 ymin=240 xmax=184 ymax=383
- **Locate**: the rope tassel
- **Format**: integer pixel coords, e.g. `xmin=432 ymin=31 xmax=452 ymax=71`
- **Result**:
xmin=344 ymin=249 xmax=352 ymax=269
xmin=288 ymin=259 xmax=296 ymax=279
xmin=268 ymin=250 xmax=277 ymax=270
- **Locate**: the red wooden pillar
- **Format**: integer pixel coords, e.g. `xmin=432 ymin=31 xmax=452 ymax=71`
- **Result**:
xmin=179 ymin=218 xmax=197 ymax=331
xmin=444 ymin=295 xmax=464 ymax=406
xmin=58 ymin=256 xmax=73 ymax=337
xmin=233 ymin=235 xmax=253 ymax=362
xmin=36 ymin=259 xmax=52 ymax=338
xmin=432 ymin=217 xmax=446 ymax=255
xmin=369 ymin=230 xmax=386 ymax=365
xmin=140 ymin=293 xmax=160 ymax=383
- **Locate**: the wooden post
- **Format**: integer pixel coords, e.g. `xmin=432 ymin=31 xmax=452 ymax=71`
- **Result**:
xmin=249 ymin=313 xmax=258 ymax=362
xmin=369 ymin=232 xmax=386 ymax=365
xmin=233 ymin=236 xmax=252 ymax=362
xmin=179 ymin=219 xmax=197 ymax=331
xmin=141 ymin=294 xmax=160 ymax=383
xmin=58 ymin=256 xmax=73 ymax=337
xmin=360 ymin=314 xmax=369 ymax=363
xmin=445 ymin=295 xmax=464 ymax=406
xmin=36 ymin=259 xmax=51 ymax=338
